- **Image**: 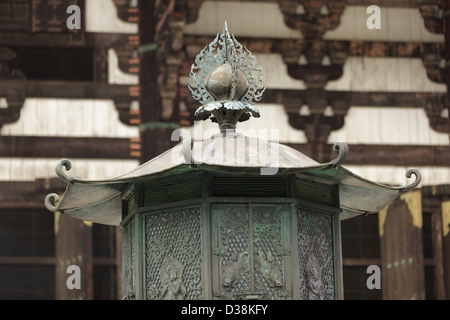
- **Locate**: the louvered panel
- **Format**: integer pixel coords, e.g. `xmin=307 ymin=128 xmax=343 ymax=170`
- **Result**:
xmin=211 ymin=176 xmax=288 ymax=197
xmin=143 ymin=176 xmax=202 ymax=206
xmin=295 ymin=179 xmax=336 ymax=206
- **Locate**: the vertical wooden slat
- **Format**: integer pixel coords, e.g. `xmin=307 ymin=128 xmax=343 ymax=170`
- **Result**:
xmin=431 ymin=208 xmax=446 ymax=299
xmin=55 ymin=214 xmax=93 ymax=300
xmin=379 ymin=190 xmax=425 ymax=299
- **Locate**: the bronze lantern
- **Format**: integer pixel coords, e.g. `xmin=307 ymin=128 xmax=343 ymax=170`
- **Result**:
xmin=45 ymin=23 xmax=421 ymax=300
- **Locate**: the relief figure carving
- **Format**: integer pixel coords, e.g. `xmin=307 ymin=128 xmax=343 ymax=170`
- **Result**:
xmin=222 ymin=251 xmax=249 ymax=288
xmin=305 ymin=234 xmax=331 ymax=300
xmin=160 ymin=257 xmax=186 ymax=300
xmin=305 ymin=252 xmax=326 ymax=300
xmin=125 ymin=269 xmax=135 ymax=300
xmin=255 ymin=250 xmax=283 ymax=288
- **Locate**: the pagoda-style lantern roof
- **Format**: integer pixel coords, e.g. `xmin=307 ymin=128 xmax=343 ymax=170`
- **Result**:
xmin=45 ymin=23 xmax=421 ymax=227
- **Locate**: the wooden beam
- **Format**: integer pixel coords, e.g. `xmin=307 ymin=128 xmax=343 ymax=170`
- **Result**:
xmin=0 ymin=136 xmax=140 ymax=160
xmin=0 ymin=80 xmax=131 ymax=100
xmin=342 ymin=258 xmax=381 ymax=266
xmin=0 ymin=257 xmax=56 ymax=265
xmin=286 ymin=143 xmax=450 ymax=167
xmin=1 ymin=137 xmax=448 ymax=166
xmin=0 ymin=32 xmax=131 ymax=48
xmin=422 ymin=184 xmax=450 ymax=198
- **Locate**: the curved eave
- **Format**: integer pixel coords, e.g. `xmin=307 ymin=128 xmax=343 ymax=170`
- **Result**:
xmin=45 ymin=140 xmax=420 ymax=226
xmin=46 ymin=164 xmax=418 ymax=227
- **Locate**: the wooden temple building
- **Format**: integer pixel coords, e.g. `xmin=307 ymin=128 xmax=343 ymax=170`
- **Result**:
xmin=0 ymin=0 xmax=449 ymax=300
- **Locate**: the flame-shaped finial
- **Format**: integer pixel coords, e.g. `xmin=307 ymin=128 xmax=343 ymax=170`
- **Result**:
xmin=188 ymin=22 xmax=265 ymax=133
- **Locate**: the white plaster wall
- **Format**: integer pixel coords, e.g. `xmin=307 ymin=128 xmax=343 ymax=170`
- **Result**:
xmin=326 ymin=57 xmax=447 ymax=92
xmin=1 ymin=98 xmax=139 ymax=138
xmin=184 ymin=1 xmax=302 ymax=38
xmin=324 ymin=6 xmax=444 ymax=42
xmin=108 ymin=49 xmax=139 ymax=85
xmin=85 ymin=0 xmax=138 ymax=34
xmin=255 ymin=54 xmax=306 ymax=90
xmin=0 ymin=98 xmax=140 ymax=182
xmin=328 ymin=107 xmax=450 ymax=146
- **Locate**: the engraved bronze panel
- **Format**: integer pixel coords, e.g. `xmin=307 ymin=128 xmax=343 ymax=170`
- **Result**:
xmin=297 ymin=209 xmax=335 ymax=300
xmin=213 ymin=203 xmax=289 ymax=300
xmin=214 ymin=204 xmax=250 ymax=300
xmin=253 ymin=204 xmax=288 ymax=300
xmin=144 ymin=207 xmax=202 ymax=300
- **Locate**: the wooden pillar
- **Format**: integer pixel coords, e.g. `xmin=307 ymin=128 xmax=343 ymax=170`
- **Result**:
xmin=55 ymin=214 xmax=93 ymax=300
xmin=378 ymin=190 xmax=425 ymax=299
xmin=138 ymin=0 xmax=175 ymax=163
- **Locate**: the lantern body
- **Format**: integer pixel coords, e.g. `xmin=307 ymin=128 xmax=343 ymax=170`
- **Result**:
xmin=121 ymin=172 xmax=342 ymax=300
